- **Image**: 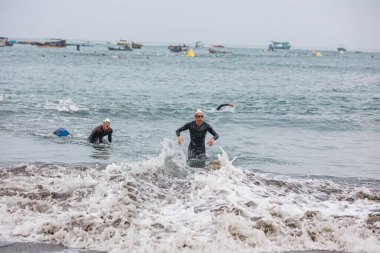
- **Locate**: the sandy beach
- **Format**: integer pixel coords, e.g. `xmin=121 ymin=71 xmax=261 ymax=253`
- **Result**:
xmin=0 ymin=240 xmax=104 ymax=253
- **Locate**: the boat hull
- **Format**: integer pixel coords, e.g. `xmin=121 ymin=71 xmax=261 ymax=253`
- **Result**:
xmin=108 ymin=46 xmax=132 ymax=51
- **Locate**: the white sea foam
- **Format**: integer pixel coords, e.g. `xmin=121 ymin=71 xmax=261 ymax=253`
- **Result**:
xmin=44 ymin=99 xmax=88 ymax=113
xmin=0 ymin=144 xmax=379 ymax=252
xmin=0 ymin=93 xmax=4 ymax=102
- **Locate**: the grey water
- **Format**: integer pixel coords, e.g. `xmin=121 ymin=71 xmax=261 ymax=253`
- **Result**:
xmin=1 ymin=44 xmax=379 ymax=179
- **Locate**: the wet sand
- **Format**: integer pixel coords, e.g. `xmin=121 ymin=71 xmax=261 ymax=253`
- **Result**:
xmin=0 ymin=240 xmax=349 ymax=253
xmin=288 ymin=251 xmax=348 ymax=253
xmin=0 ymin=240 xmax=104 ymax=253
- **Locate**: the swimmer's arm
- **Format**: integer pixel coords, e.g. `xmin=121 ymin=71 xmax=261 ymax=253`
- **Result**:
xmin=208 ymin=126 xmax=219 ymax=141
xmin=175 ymin=123 xmax=190 ymax=137
xmin=207 ymin=126 xmax=219 ymax=146
xmin=176 ymin=123 xmax=190 ymax=145
xmin=216 ymin=104 xmax=230 ymax=111
xmin=108 ymin=129 xmax=113 ymax=143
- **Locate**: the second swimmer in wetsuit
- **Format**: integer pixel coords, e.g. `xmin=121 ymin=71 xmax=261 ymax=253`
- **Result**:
xmin=53 ymin=128 xmax=71 ymax=137
xmin=176 ymin=109 xmax=219 ymax=166
xmin=216 ymin=103 xmax=234 ymax=111
xmin=88 ymin=118 xmax=113 ymax=144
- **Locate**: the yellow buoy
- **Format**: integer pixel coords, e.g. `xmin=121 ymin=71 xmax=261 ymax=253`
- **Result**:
xmin=314 ymin=51 xmax=322 ymax=57
xmin=187 ymin=49 xmax=196 ymax=57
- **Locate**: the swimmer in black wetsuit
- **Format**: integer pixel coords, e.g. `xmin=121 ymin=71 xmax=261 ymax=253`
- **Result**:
xmin=216 ymin=103 xmax=234 ymax=111
xmin=88 ymin=118 xmax=113 ymax=144
xmin=176 ymin=109 xmax=219 ymax=166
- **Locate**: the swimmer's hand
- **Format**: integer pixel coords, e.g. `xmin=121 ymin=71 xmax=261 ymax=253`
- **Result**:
xmin=178 ymin=136 xmax=183 ymax=145
xmin=207 ymin=138 xmax=215 ymax=147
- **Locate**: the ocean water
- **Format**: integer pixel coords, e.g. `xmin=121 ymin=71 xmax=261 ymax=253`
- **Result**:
xmin=0 ymin=44 xmax=379 ymax=252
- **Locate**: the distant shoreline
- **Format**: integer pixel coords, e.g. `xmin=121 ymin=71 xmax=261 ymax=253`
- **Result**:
xmin=3 ymin=37 xmax=380 ymax=53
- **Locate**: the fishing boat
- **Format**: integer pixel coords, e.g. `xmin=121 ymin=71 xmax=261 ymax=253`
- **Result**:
xmin=117 ymin=40 xmax=130 ymax=46
xmin=6 ymin=40 xmax=14 ymax=46
xmin=168 ymin=45 xmax=182 ymax=52
xmin=18 ymin=41 xmax=34 ymax=45
xmin=110 ymin=40 xmax=132 ymax=51
xmin=195 ymin=41 xmax=203 ymax=47
xmin=211 ymin=44 xmax=224 ymax=48
xmin=168 ymin=44 xmax=189 ymax=52
xmin=108 ymin=45 xmax=132 ymax=51
xmin=209 ymin=47 xmax=230 ymax=54
xmin=0 ymin=37 xmax=14 ymax=47
xmin=268 ymin=41 xmax=291 ymax=51
xmin=0 ymin=37 xmax=7 ymax=47
xmin=132 ymin=42 xmax=143 ymax=49
xmin=36 ymin=39 xmax=66 ymax=48
xmin=337 ymin=47 xmax=346 ymax=53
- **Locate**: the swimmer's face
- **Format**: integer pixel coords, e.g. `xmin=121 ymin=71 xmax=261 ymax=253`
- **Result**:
xmin=103 ymin=123 xmax=110 ymax=130
xmin=195 ymin=113 xmax=204 ymax=124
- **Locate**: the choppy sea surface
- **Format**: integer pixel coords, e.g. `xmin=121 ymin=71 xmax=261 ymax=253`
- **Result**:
xmin=0 ymin=44 xmax=379 ymax=252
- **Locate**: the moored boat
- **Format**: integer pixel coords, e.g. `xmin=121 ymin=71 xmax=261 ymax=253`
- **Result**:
xmin=0 ymin=37 xmax=7 ymax=47
xmin=211 ymin=44 xmax=224 ymax=48
xmin=36 ymin=39 xmax=66 ymax=48
xmin=168 ymin=44 xmax=189 ymax=52
xmin=18 ymin=41 xmax=34 ymax=45
xmin=337 ymin=47 xmax=346 ymax=53
xmin=117 ymin=40 xmax=130 ymax=46
xmin=195 ymin=41 xmax=203 ymax=47
xmin=108 ymin=46 xmax=132 ymax=51
xmin=0 ymin=37 xmax=14 ymax=47
xmin=268 ymin=41 xmax=291 ymax=51
xmin=168 ymin=45 xmax=182 ymax=52
xmin=209 ymin=47 xmax=230 ymax=54
xmin=131 ymin=42 xmax=143 ymax=49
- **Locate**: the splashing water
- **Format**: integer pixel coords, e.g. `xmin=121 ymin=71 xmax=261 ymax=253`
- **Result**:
xmin=44 ymin=99 xmax=88 ymax=113
xmin=0 ymin=146 xmax=379 ymax=252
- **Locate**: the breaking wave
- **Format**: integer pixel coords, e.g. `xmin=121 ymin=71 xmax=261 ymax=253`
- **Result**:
xmin=0 ymin=144 xmax=379 ymax=252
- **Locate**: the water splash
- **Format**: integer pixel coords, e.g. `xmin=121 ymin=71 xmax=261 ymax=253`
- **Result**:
xmin=0 ymin=147 xmax=379 ymax=252
xmin=44 ymin=99 xmax=88 ymax=113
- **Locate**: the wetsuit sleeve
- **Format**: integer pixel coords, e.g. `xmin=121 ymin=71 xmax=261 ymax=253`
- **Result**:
xmin=208 ymin=125 xmax=219 ymax=140
xmin=216 ymin=104 xmax=230 ymax=111
xmin=108 ymin=129 xmax=113 ymax=143
xmin=176 ymin=122 xmax=190 ymax=137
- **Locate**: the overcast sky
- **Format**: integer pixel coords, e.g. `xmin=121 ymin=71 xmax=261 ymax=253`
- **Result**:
xmin=1 ymin=0 xmax=379 ymax=51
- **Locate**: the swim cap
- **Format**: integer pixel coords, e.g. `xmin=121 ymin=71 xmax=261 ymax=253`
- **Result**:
xmin=54 ymin=128 xmax=70 ymax=137
xmin=194 ymin=109 xmax=204 ymax=116
xmin=103 ymin=118 xmax=111 ymax=124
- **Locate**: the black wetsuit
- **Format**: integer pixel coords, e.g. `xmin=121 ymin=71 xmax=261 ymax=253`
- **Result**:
xmin=216 ymin=104 xmax=230 ymax=111
xmin=176 ymin=121 xmax=219 ymax=160
xmin=88 ymin=125 xmax=113 ymax=143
